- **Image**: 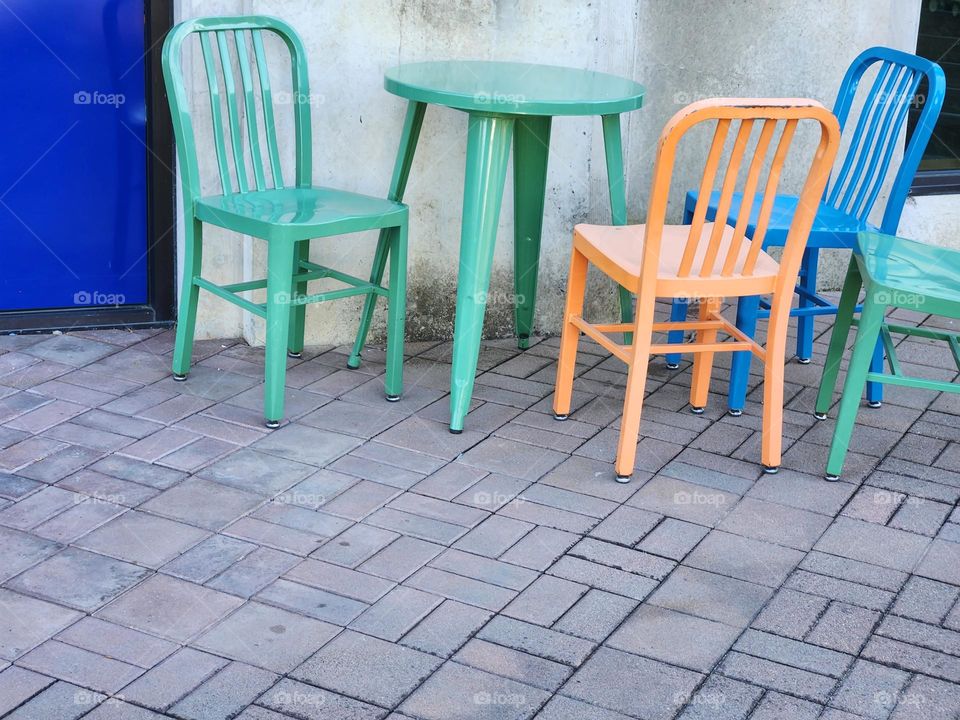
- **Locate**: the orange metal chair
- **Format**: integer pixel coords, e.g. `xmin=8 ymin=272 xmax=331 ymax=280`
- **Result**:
xmin=553 ymin=99 xmax=840 ymax=481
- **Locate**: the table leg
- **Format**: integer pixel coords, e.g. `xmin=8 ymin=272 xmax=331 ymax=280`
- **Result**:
xmin=449 ymin=113 xmax=515 ymax=433
xmin=513 ymin=116 xmax=552 ymax=350
xmin=601 ymin=114 xmax=634 ymax=342
xmin=349 ymin=100 xmax=426 ymax=369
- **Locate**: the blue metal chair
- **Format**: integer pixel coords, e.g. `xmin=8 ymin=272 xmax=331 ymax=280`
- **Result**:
xmin=664 ymin=47 xmax=946 ymax=415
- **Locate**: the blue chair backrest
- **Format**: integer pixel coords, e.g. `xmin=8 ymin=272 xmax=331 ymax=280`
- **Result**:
xmin=825 ymin=47 xmax=945 ymax=234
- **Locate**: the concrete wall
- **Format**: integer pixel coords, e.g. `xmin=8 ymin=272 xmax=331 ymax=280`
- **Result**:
xmin=173 ymin=0 xmax=941 ymax=346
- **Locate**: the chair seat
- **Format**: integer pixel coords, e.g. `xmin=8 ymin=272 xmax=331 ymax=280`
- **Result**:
xmin=859 ymin=231 xmax=960 ymax=304
xmin=684 ymin=191 xmax=875 ymax=249
xmin=195 ymin=186 xmax=407 ymax=241
xmin=574 ymin=222 xmax=781 ymax=296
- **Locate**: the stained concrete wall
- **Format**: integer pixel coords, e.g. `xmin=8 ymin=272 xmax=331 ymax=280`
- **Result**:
xmin=173 ymin=0 xmax=941 ymax=345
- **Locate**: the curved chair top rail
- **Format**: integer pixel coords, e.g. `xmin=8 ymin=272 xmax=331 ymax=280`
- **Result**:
xmin=827 ymin=46 xmax=946 ymax=233
xmin=162 ymin=15 xmax=313 ymax=200
xmin=644 ymin=98 xmax=840 ymax=293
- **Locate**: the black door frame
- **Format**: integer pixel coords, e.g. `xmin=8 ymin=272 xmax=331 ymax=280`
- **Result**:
xmin=0 ymin=0 xmax=176 ymax=333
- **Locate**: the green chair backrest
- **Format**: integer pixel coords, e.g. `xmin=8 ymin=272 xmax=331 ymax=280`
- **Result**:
xmin=162 ymin=16 xmax=312 ymax=201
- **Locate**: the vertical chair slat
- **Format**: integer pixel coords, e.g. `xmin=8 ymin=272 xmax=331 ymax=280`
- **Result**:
xmin=840 ymin=66 xmax=912 ymax=216
xmin=252 ymin=29 xmax=284 ymax=189
xmin=722 ymin=118 xmax=777 ymax=276
xmin=699 ymin=119 xmax=754 ymax=277
xmin=853 ymin=70 xmax=922 ymax=220
xmin=829 ymin=62 xmax=898 ymax=211
xmin=679 ymin=119 xmax=731 ymax=277
xmin=234 ymin=30 xmax=266 ymax=191
xmin=199 ymin=32 xmax=233 ymax=194
xmin=216 ymin=30 xmax=248 ymax=193
xmin=742 ymin=119 xmax=798 ymax=276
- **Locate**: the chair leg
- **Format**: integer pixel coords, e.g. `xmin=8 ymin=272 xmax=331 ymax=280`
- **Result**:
xmin=866 ymin=340 xmax=885 ymax=408
xmin=553 ymin=248 xmax=589 ymax=419
xmin=728 ymin=295 xmax=760 ymax=416
xmin=815 ymin=256 xmax=863 ymax=418
xmin=172 ymin=218 xmax=203 ymax=379
xmin=690 ymin=297 xmax=721 ymax=412
xmin=287 ymin=239 xmax=310 ymax=358
xmin=664 ymin=298 xmax=688 ymax=369
xmin=760 ymin=289 xmax=794 ymax=473
xmin=384 ymin=221 xmax=408 ymax=401
xmin=825 ymin=290 xmax=886 ymax=480
xmin=796 ymin=248 xmax=818 ymax=363
xmin=348 ymin=228 xmax=391 ymax=369
xmin=615 ymin=300 xmax=655 ymax=481
xmin=264 ymin=241 xmax=296 ymax=427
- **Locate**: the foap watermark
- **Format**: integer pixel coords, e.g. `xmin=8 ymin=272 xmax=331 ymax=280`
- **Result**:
xmin=474 ymin=691 xmax=526 ymax=707
xmin=276 ymin=490 xmax=327 ymax=508
xmin=875 ymin=689 xmax=927 ymax=711
xmin=275 ymin=90 xmax=325 ymax=107
xmin=74 ymin=90 xmax=125 ymax=108
xmin=74 ymin=493 xmax=125 ymax=506
xmin=872 ymin=289 xmax=925 ymax=306
xmin=472 ymin=490 xmax=524 ymax=508
xmin=474 ymin=91 xmax=526 ymax=105
xmin=473 ymin=290 xmax=525 ymax=306
xmin=74 ymin=290 xmax=126 ymax=306
xmin=674 ymin=490 xmax=726 ymax=507
xmin=271 ymin=688 xmax=326 ymax=708
xmin=674 ymin=690 xmax=726 ymax=710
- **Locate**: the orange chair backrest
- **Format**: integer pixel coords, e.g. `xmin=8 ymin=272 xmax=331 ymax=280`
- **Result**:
xmin=642 ymin=99 xmax=840 ymax=295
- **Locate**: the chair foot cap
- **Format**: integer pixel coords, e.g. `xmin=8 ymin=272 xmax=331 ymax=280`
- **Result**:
xmin=346 ymin=356 xmax=361 ymax=369
xmin=172 ymin=373 xmax=188 ymax=382
xmin=690 ymin=406 xmax=705 ymax=415
xmin=385 ymin=394 xmax=401 ymax=402
xmin=824 ymin=473 xmax=840 ymax=482
xmin=762 ymin=465 xmax=779 ymax=474
xmin=867 ymin=401 xmax=882 ymax=408
xmin=287 ymin=351 xmax=303 ymax=359
xmin=665 ymin=363 xmax=680 ymax=370
xmin=554 ymin=414 xmax=568 ymax=422
xmin=615 ymin=474 xmax=632 ymax=484
xmin=449 ymin=428 xmax=462 ymax=435
xmin=814 ymin=412 xmax=828 ymax=421
xmin=728 ymin=408 xmax=743 ymax=417
xmin=265 ymin=419 xmax=281 ymax=429
xmin=797 ymin=357 xmax=811 ymax=365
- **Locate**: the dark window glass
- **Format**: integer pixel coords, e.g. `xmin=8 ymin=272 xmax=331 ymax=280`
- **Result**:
xmin=914 ymin=0 xmax=960 ymax=177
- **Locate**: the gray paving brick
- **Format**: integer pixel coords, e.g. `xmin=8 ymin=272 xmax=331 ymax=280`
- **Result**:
xmin=891 ymin=576 xmax=959 ymax=624
xmin=650 ymin=566 xmax=773 ymax=627
xmin=815 ymin=517 xmax=930 ymax=572
xmin=752 ymin=588 xmax=829 ymax=640
xmin=0 ymin=589 xmax=82 ymax=661
xmin=539 ymin=455 xmax=639 ymax=503
xmin=455 ymin=472 xmax=530 ymax=511
xmin=17 ymin=639 xmax=142 ymax=694
xmin=0 ymin=486 xmax=76 ymax=529
xmin=476 ymin=616 xmax=594 ymax=667
xmin=121 ymin=647 xmax=229 ymax=711
xmin=401 ymin=600 xmax=492 ymax=658
xmin=225 ymin=517 xmax=328 ymax=555
xmin=675 ymin=674 xmax=763 ymax=720
xmin=162 ymin=534 xmax=256 ymax=583
xmin=717 ymin=497 xmax=832 ymax=551
xmin=96 ymin=574 xmax=243 ymax=642
xmin=535 ymin=695 xmax=633 ymax=720
xmin=76 ymin=510 xmax=208 ymax=568
xmin=456 ymin=638 xmax=572 ymax=692
xmin=800 ymin=551 xmax=907 ymax=592
xmin=194 ymin=601 xmax=338 ymax=673
xmin=399 ymin=661 xmax=550 ymax=720
xmin=718 ymin=651 xmax=836 ymax=703
xmin=786 ymin=570 xmax=895 ymax=612
xmin=388 ymin=492 xmax=488 ymax=528
xmin=318 ymin=479 xmax=400 ymax=520
xmin=258 ymin=677 xmax=384 ymax=719
xmin=0 ymin=473 xmax=42 ymax=501
xmin=460 ymin=437 xmax=566 ymax=481
xmin=284 ymin=558 xmax=394 ymax=603
xmin=81 ymin=700 xmax=168 ymax=720
xmin=548 ymin=555 xmax=659 ymax=601
xmin=501 ymin=575 xmax=587 ymax=627
xmin=563 ymin=647 xmax=702 ymax=720
xmin=407 ymin=567 xmax=516 ymax=611
xmin=170 ymin=661 xmax=278 ymax=720
xmin=431 ymin=549 xmax=538 ymax=591
xmin=412 ymin=462 xmax=488 ymax=501
xmin=627 ymin=475 xmax=737 ymax=526
xmin=889 ymin=497 xmax=952 ymax=536
xmin=312 ymin=523 xmax=399 ymax=567
xmin=569 ymin=537 xmax=675 ymax=580
xmin=609 ymin=603 xmax=739 ymax=672
xmin=141 ymin=478 xmax=262 ymax=531
xmin=256 ymin=578 xmax=368 ymax=624
xmin=8 ymin=546 xmax=149 ymax=611
xmin=734 ymin=629 xmax=852 ymax=678
xmin=55 ymin=617 xmax=175 ymax=669
xmin=636 ymin=518 xmax=709 ymax=560
xmin=5 ymin=681 xmax=104 ymax=720
xmin=889 ymin=675 xmax=960 ymax=720
xmin=32 ymin=496 xmax=124 ymax=543
xmin=686 ymin=530 xmax=803 ymax=587
xmin=0 ymin=666 xmax=54 ymax=716
xmin=747 ymin=469 xmax=855 ymax=516
xmin=830 ymin=659 xmax=909 ymax=720
xmin=276 ymin=468 xmax=357 ymax=510
xmin=253 ymin=423 xmax=361 ymax=467
xmin=588 ymin=505 xmax=662 ymax=546
xmin=807 ymin=601 xmax=880 ymax=654
xmin=914 ymin=538 xmax=960 ymax=586
xmin=206 ymin=546 xmax=299 ymax=597
xmin=749 ymin=692 xmax=822 ymax=720
xmin=553 ymin=589 xmax=638 ymax=642
xmin=454 ymin=515 xmax=533 ymax=558
xmin=350 ymin=586 xmax=443 ymax=641
xmin=360 ymin=535 xmax=444 ymax=581
xmin=862 ymin=636 xmax=960 ymax=683
xmin=329 ymin=453 xmax=425 ymax=490
xmin=293 ymin=630 xmax=441 ymax=708
xmin=497 ymin=497 xmax=597 ymax=535
xmin=197 ymin=448 xmax=315 ymax=496
xmin=499 ymin=526 xmax=578 ymax=571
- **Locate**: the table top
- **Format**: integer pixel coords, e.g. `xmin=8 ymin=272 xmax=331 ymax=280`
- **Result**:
xmin=384 ymin=60 xmax=645 ymax=116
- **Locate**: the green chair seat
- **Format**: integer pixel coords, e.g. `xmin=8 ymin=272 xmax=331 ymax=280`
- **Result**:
xmin=196 ymin=187 xmax=407 ymax=241
xmin=858 ymin=231 xmax=960 ymax=306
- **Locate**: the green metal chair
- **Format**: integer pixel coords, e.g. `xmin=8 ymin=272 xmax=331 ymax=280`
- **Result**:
xmin=162 ymin=16 xmax=407 ymax=427
xmin=815 ymin=230 xmax=960 ymax=479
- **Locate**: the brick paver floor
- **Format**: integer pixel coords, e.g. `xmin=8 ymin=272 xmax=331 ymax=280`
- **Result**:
xmin=1 ymin=304 xmax=960 ymax=719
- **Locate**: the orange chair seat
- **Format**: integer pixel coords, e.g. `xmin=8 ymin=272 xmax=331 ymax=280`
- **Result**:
xmin=574 ymin=222 xmax=781 ymax=297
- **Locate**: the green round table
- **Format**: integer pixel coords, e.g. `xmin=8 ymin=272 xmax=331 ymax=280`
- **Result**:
xmin=357 ymin=60 xmax=645 ymax=433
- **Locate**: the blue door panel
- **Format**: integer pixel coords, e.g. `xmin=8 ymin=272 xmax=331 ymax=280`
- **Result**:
xmin=0 ymin=0 xmax=147 ymax=311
